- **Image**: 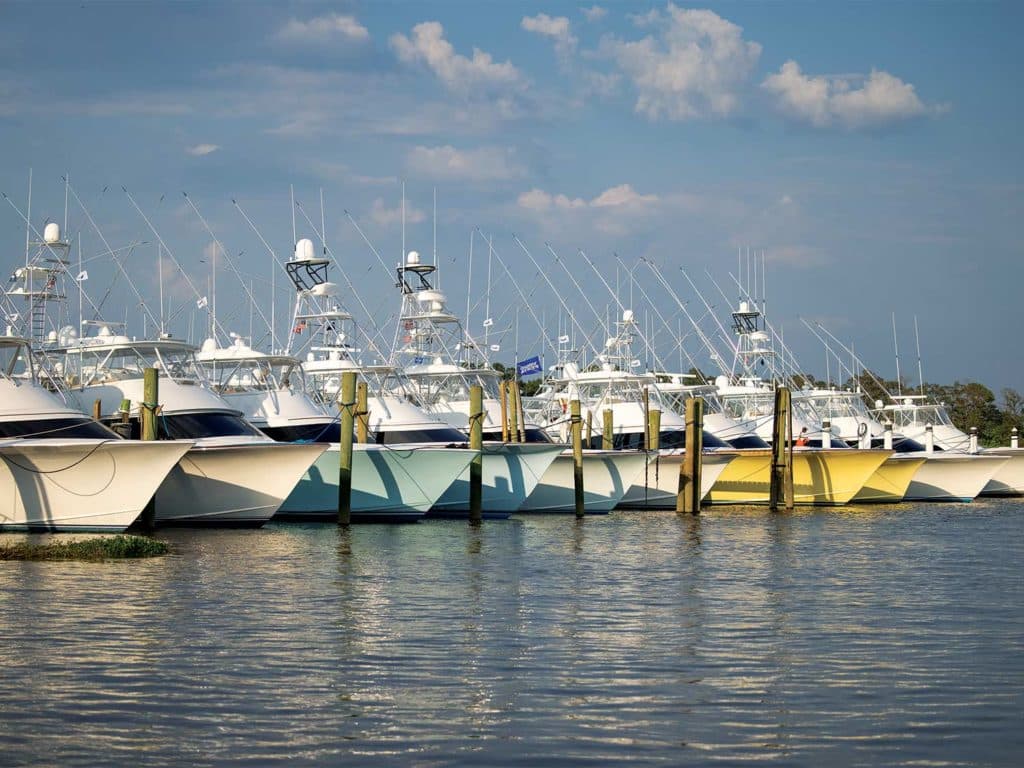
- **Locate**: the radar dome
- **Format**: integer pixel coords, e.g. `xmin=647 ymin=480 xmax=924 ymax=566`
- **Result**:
xmin=406 ymin=250 xmax=420 ymax=266
xmin=43 ymin=222 xmax=61 ymax=244
xmin=294 ymin=238 xmax=315 ymax=261
xmin=201 ymin=337 xmax=217 ymax=353
xmin=714 ymin=374 xmax=730 ymax=389
xmin=622 ymin=309 xmax=634 ymax=323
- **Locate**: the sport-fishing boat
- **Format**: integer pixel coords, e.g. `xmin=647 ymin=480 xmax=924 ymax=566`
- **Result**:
xmin=0 ymin=333 xmax=192 ymax=531
xmin=702 ymin=300 xmax=891 ymax=505
xmin=522 ymin=312 xmax=735 ymax=509
xmin=787 ymin=387 xmax=1004 ymax=502
xmin=385 ymin=248 xmax=571 ymax=514
xmin=53 ymin=326 xmax=325 ymax=526
xmin=195 ymin=336 xmax=475 ymax=522
xmin=871 ymin=395 xmax=1018 ymax=499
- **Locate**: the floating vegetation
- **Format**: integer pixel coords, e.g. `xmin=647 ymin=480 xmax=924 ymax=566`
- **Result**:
xmin=0 ymin=535 xmax=169 ymax=561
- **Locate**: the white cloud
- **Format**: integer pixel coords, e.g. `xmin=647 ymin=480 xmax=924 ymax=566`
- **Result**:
xmin=591 ymin=183 xmax=658 ymax=207
xmin=762 ymin=60 xmax=942 ymax=129
xmin=369 ymin=198 xmax=426 ymax=227
xmin=602 ymin=4 xmax=761 ymax=120
xmin=390 ymin=21 xmax=521 ymax=92
xmin=521 ymin=13 xmax=577 ymax=58
xmin=277 ymin=13 xmax=370 ymax=44
xmin=518 ymin=183 xmax=658 ymax=212
xmin=185 ymin=143 xmax=219 ymax=156
xmin=407 ymin=145 xmax=525 ymax=181
xmin=518 ymin=188 xmax=587 ymax=211
xmin=581 ymin=5 xmax=607 ymax=22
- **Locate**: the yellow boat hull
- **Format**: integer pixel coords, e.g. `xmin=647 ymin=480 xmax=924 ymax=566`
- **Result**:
xmin=707 ymin=448 xmax=892 ymax=505
xmin=852 ymin=455 xmax=927 ymax=503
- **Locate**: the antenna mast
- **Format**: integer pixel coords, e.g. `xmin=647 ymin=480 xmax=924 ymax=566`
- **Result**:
xmin=914 ymin=315 xmax=925 ymax=396
xmin=892 ymin=312 xmax=902 ymax=396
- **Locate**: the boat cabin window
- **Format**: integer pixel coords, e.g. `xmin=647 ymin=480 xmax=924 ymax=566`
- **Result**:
xmin=157 ymin=412 xmax=265 ymax=440
xmin=0 ymin=417 xmax=120 ymax=440
xmin=373 ymin=426 xmax=469 ymax=445
xmin=262 ymin=422 xmax=343 ymax=443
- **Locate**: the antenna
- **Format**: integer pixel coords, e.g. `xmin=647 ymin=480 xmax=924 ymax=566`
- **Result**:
xmin=484 ymin=234 xmax=493 ymax=349
xmin=892 ymin=312 xmax=902 ymax=396
xmin=432 ymin=187 xmax=437 ymax=267
xmin=401 ymin=180 xmax=406 ymax=262
xmin=914 ymin=315 xmax=924 ymax=397
xmin=289 ymin=184 xmax=297 ymax=245
xmin=465 ymin=229 xmax=474 ymax=333
xmin=320 ymin=187 xmax=327 ymax=255
xmin=24 ymin=168 xmax=32 ymax=269
xmin=158 ymin=242 xmax=164 ymax=334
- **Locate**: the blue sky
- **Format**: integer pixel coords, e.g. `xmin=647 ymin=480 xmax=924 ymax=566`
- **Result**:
xmin=1 ymin=1 xmax=1021 ymax=393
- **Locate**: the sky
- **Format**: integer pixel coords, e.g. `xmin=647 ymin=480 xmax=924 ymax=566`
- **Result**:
xmin=1 ymin=1 xmax=1021 ymax=394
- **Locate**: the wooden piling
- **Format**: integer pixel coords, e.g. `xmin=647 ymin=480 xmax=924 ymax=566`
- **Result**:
xmin=642 ymin=387 xmax=651 ymax=449
xmin=509 ymin=380 xmax=519 ymax=443
xmin=469 ymin=385 xmax=484 ymax=524
xmin=677 ymin=397 xmax=703 ymax=515
xmin=648 ymin=409 xmax=661 ymax=452
xmin=570 ymin=399 xmax=585 ymax=518
xmin=586 ymin=410 xmax=593 ymax=448
xmin=92 ymin=398 xmax=102 ymax=421
xmin=516 ymin=381 xmax=526 ymax=443
xmin=338 ymin=371 xmax=356 ymax=526
xmin=499 ymin=380 xmax=509 ymax=442
xmin=602 ymin=409 xmax=614 ymax=450
xmin=139 ymin=368 xmax=159 ymax=531
xmin=356 ymin=381 xmax=369 ymax=444
xmin=769 ymin=386 xmax=794 ymax=511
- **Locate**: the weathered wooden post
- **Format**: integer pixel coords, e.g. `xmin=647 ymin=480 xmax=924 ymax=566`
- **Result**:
xmin=642 ymin=386 xmax=651 ymax=449
xmin=770 ymin=387 xmax=794 ymax=511
xmin=469 ymin=384 xmax=484 ymax=524
xmin=570 ymin=399 xmax=584 ymax=518
xmin=509 ymin=380 xmax=519 ymax=443
xmin=516 ymin=382 xmax=527 ymax=443
xmin=139 ymin=368 xmax=159 ymax=531
xmin=677 ymin=397 xmax=703 ymax=514
xmin=338 ymin=371 xmax=356 ymax=526
xmin=92 ymin=398 xmax=102 ymax=421
xmin=648 ymin=409 xmax=661 ymax=451
xmin=356 ymin=381 xmax=369 ymax=444
xmin=586 ymin=410 xmax=593 ymax=448
xmin=602 ymin=409 xmax=614 ymax=450
xmin=499 ymin=380 xmax=510 ymax=442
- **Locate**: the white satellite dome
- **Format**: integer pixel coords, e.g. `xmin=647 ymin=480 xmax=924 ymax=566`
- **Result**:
xmin=406 ymin=250 xmax=420 ymax=266
xmin=294 ymin=238 xmax=315 ymax=261
xmin=622 ymin=309 xmax=634 ymax=323
xmin=200 ymin=337 xmax=218 ymax=353
xmin=310 ymin=281 xmax=337 ymax=297
xmin=43 ymin=222 xmax=61 ymax=244
xmin=714 ymin=374 xmax=730 ymax=389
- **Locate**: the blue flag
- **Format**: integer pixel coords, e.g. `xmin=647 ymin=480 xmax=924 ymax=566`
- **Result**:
xmin=516 ymin=355 xmax=542 ymax=378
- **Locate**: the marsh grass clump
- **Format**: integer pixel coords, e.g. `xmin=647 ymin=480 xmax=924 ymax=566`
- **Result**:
xmin=0 ymin=535 xmax=169 ymax=561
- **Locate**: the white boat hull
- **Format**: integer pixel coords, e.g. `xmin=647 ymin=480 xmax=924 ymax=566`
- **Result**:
xmin=619 ymin=451 xmax=735 ymax=508
xmin=979 ymin=449 xmax=1024 ymax=496
xmin=905 ymin=453 xmax=1008 ymax=502
xmin=0 ymin=439 xmax=192 ymax=532
xmin=277 ymin=444 xmax=477 ymax=522
xmin=518 ymin=449 xmax=652 ymax=513
xmin=155 ymin=441 xmax=325 ymax=526
xmin=431 ymin=443 xmax=563 ymax=517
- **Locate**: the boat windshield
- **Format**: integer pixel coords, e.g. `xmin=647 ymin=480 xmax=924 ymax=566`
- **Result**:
xmin=878 ymin=404 xmax=954 ymax=429
xmin=65 ymin=343 xmax=208 ymax=388
xmin=0 ymin=416 xmax=119 ymax=440
xmin=0 ymin=339 xmax=35 ymax=383
xmin=158 ymin=412 xmax=265 ymax=440
xmin=408 ymin=369 xmax=503 ymax=405
xmin=203 ymin=357 xmax=309 ymax=396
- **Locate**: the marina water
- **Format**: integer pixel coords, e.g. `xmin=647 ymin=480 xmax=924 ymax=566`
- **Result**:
xmin=2 ymin=501 xmax=1022 ymax=766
